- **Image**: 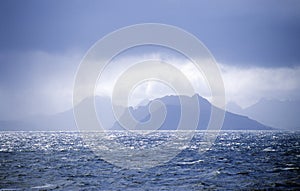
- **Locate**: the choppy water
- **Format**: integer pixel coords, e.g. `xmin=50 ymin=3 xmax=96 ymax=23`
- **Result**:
xmin=0 ymin=131 xmax=299 ymax=190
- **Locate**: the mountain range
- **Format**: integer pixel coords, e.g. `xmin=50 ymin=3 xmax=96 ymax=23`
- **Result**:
xmin=227 ymin=99 xmax=300 ymax=130
xmin=0 ymin=95 xmax=273 ymax=131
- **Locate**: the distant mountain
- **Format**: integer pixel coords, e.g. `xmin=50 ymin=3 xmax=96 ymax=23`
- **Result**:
xmin=226 ymin=101 xmax=243 ymax=114
xmin=0 ymin=95 xmax=273 ymax=131
xmin=237 ymin=99 xmax=300 ymax=130
xmin=0 ymin=96 xmax=114 ymax=131
xmin=112 ymin=95 xmax=273 ymax=131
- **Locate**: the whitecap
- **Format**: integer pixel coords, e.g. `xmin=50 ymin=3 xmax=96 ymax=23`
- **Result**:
xmin=262 ymin=147 xmax=276 ymax=152
xmin=177 ymin=159 xmax=204 ymax=165
xmin=31 ymin=184 xmax=56 ymax=189
xmin=281 ymin=167 xmax=299 ymax=171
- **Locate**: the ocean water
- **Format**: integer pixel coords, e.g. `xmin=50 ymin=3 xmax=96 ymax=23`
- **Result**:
xmin=0 ymin=131 xmax=299 ymax=190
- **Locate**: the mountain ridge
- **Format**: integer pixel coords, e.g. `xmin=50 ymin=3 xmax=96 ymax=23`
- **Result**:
xmin=227 ymin=98 xmax=300 ymax=130
xmin=0 ymin=95 xmax=274 ymax=131
xmin=111 ymin=94 xmax=274 ymax=131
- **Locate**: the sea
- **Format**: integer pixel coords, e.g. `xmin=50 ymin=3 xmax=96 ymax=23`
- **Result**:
xmin=0 ymin=131 xmax=299 ymax=190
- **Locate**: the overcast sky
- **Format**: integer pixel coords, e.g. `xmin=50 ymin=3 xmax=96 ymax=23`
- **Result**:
xmin=0 ymin=0 xmax=300 ymax=120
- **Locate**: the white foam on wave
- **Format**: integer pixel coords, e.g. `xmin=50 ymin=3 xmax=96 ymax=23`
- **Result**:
xmin=262 ymin=147 xmax=276 ymax=152
xmin=177 ymin=159 xmax=204 ymax=165
xmin=31 ymin=184 xmax=56 ymax=189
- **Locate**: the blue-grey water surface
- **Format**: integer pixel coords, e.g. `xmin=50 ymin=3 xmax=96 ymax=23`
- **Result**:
xmin=0 ymin=131 xmax=299 ymax=190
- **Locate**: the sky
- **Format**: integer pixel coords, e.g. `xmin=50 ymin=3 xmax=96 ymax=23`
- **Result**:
xmin=0 ymin=0 xmax=300 ymax=120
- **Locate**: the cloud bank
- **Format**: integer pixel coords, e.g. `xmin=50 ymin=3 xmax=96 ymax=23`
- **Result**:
xmin=221 ymin=64 xmax=300 ymax=108
xmin=94 ymin=51 xmax=300 ymax=109
xmin=1 ymin=50 xmax=299 ymax=120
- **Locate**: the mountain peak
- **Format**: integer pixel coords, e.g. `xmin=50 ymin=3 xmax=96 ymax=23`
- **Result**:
xmin=0 ymin=94 xmax=274 ymax=131
xmin=112 ymin=94 xmax=273 ymax=131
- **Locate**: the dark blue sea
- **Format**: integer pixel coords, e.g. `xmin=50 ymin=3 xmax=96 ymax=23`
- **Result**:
xmin=0 ymin=131 xmax=299 ymax=190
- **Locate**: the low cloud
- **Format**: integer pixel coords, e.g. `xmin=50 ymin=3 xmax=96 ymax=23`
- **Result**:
xmin=1 ymin=50 xmax=299 ymax=120
xmin=94 ymin=54 xmax=211 ymax=106
xmin=221 ymin=64 xmax=300 ymax=108
xmin=95 ymin=54 xmax=300 ymax=109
